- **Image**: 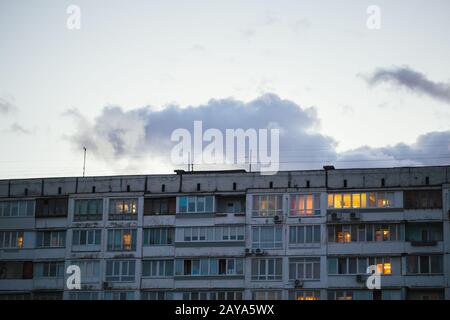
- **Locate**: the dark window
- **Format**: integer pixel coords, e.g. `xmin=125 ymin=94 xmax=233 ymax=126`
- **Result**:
xmin=24 ymin=188 xmax=28 ymax=196
xmin=373 ymin=290 xmax=382 ymax=301
xmin=126 ymin=185 xmax=130 ymax=192
xmin=269 ymin=181 xmax=273 ymax=189
xmin=425 ymin=177 xmax=430 ymax=185
xmin=381 ymin=178 xmax=385 ymax=187
xmin=306 ymin=180 xmax=310 ymax=188
xmin=197 ymin=183 xmax=201 ymax=191
xmin=233 ymin=182 xmax=237 ymax=191
xmin=343 ymin=180 xmax=347 ymax=188
xmin=92 ymin=186 xmax=96 ymax=193
xmin=58 ymin=187 xmax=62 ymax=195
xmin=35 ymin=198 xmax=68 ymax=217
xmin=0 ymin=261 xmax=32 ymax=279
xmin=404 ymin=190 xmax=442 ymax=209
xmin=184 ymin=260 xmax=191 ymax=275
xmin=144 ymin=198 xmax=176 ymax=215
xmin=161 ymin=184 xmax=166 ymax=192
xmin=218 ymin=259 xmax=227 ymax=275
xmin=23 ymin=261 xmax=33 ymax=279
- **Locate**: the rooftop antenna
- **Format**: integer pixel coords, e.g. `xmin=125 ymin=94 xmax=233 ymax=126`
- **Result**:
xmin=82 ymin=147 xmax=87 ymax=177
xmin=188 ymin=152 xmax=191 ymax=172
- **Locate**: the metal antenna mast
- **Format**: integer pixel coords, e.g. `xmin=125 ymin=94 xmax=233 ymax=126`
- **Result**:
xmin=82 ymin=147 xmax=87 ymax=177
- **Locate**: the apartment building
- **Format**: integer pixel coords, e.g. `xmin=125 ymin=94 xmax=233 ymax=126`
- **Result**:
xmin=0 ymin=165 xmax=449 ymax=300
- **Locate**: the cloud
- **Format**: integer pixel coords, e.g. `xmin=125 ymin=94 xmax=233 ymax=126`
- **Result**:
xmin=0 ymin=98 xmax=17 ymax=114
xmin=364 ymin=66 xmax=450 ymax=104
xmin=10 ymin=123 xmax=31 ymax=135
xmin=337 ymin=130 xmax=450 ymax=167
xmin=66 ymin=94 xmax=338 ymax=170
xmin=66 ymin=94 xmax=450 ymax=171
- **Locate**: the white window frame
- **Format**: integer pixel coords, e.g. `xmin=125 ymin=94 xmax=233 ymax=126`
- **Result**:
xmin=252 ymin=225 xmax=283 ymax=249
xmin=105 ymin=260 xmax=136 ymax=282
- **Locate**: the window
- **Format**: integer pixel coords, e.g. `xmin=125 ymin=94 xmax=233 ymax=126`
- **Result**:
xmin=327 ymin=192 xmax=395 ymax=209
xmin=328 ymin=224 xmax=401 ymax=243
xmin=144 ymin=198 xmax=176 ymax=215
xmin=289 ymin=258 xmax=321 ymax=280
xmin=143 ymin=227 xmax=173 ymax=246
xmin=252 ymin=195 xmax=283 ymax=217
xmin=32 ymin=292 xmax=63 ymax=300
xmin=289 ymin=225 xmax=321 ymax=244
xmin=141 ymin=291 xmax=173 ymax=300
xmin=290 ymin=194 xmax=320 ymax=216
xmin=36 ymin=230 xmax=66 ymax=248
xmin=0 ymin=200 xmax=34 ymax=217
xmin=404 ymin=190 xmax=442 ymax=209
xmin=406 ymin=255 xmax=443 ymax=274
xmin=104 ymin=291 xmax=135 ymax=300
xmin=182 ymin=291 xmax=243 ymax=300
xmin=252 ymin=226 xmax=283 ymax=249
xmin=405 ymin=223 xmax=443 ymax=242
xmin=73 ymin=199 xmax=103 ymax=221
xmin=328 ymin=257 xmax=392 ymax=275
xmin=109 ymin=199 xmax=137 ymax=220
xmin=72 ymin=229 xmax=101 ymax=249
xmin=0 ymin=261 xmax=33 ymax=279
xmin=0 ymin=231 xmax=24 ymax=249
xmin=175 ymin=258 xmax=243 ymax=276
xmin=34 ymin=262 xmax=64 ymax=278
xmin=70 ymin=260 xmax=100 ymax=282
xmin=328 ymin=290 xmax=367 ymax=300
xmin=252 ymin=291 xmax=282 ymax=300
xmin=107 ymin=229 xmax=137 ymax=251
xmin=177 ymin=225 xmax=245 ymax=242
xmin=178 ymin=196 xmax=214 ymax=213
xmin=105 ymin=260 xmax=135 ymax=282
xmin=69 ymin=292 xmax=99 ymax=300
xmin=142 ymin=260 xmax=174 ymax=277
xmin=35 ymin=198 xmax=68 ymax=217
xmin=0 ymin=293 xmax=31 ymax=300
xmin=251 ymin=258 xmax=282 ymax=281
xmin=289 ymin=290 xmax=320 ymax=300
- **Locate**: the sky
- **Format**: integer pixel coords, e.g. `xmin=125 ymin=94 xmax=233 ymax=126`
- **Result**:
xmin=0 ymin=0 xmax=449 ymax=178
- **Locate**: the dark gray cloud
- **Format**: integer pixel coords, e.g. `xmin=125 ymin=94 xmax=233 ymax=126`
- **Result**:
xmin=66 ymin=94 xmax=450 ymax=170
xmin=0 ymin=98 xmax=17 ymax=114
xmin=10 ymin=123 xmax=31 ymax=135
xmin=337 ymin=130 xmax=450 ymax=168
xmin=364 ymin=66 xmax=450 ymax=104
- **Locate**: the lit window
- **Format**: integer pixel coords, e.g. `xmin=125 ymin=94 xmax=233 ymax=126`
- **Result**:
xmin=327 ymin=194 xmax=333 ymax=208
xmin=17 ymin=234 xmax=24 ymax=248
xmin=383 ymin=262 xmax=391 ymax=275
xmin=368 ymin=193 xmax=376 ymax=207
xmin=123 ymin=232 xmax=132 ymax=250
xmin=361 ymin=193 xmax=367 ymax=208
xmin=334 ymin=194 xmax=342 ymax=208
xmin=352 ymin=194 xmax=361 ymax=208
xmin=343 ymin=194 xmax=351 ymax=208
xmin=344 ymin=231 xmax=351 ymax=243
xmin=376 ymin=263 xmax=383 ymax=274
xmin=383 ymin=229 xmax=390 ymax=241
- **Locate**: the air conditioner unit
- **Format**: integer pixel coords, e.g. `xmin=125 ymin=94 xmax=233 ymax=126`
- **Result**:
xmin=254 ymin=248 xmax=265 ymax=256
xmin=245 ymin=248 xmax=252 ymax=255
xmin=350 ymin=212 xmax=360 ymax=220
xmin=273 ymin=215 xmax=283 ymax=223
xmin=331 ymin=212 xmax=341 ymax=221
xmin=102 ymin=281 xmax=112 ymax=290
xmin=294 ymin=279 xmax=304 ymax=288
